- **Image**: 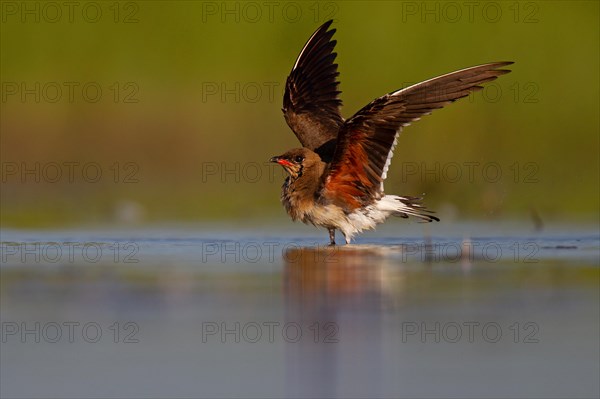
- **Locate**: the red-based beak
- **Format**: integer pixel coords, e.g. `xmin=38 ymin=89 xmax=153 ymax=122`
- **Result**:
xmin=269 ymin=156 xmax=293 ymax=167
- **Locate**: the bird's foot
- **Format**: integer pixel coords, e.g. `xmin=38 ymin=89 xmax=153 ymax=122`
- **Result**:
xmin=328 ymin=228 xmax=336 ymax=247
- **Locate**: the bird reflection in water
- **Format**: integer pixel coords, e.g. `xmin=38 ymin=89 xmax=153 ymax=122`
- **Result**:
xmin=283 ymin=246 xmax=399 ymax=398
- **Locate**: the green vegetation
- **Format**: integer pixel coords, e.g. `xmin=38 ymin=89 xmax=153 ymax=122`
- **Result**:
xmin=1 ymin=1 xmax=598 ymax=227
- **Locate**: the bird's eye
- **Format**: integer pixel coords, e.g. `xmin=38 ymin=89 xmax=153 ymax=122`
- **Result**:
xmin=294 ymin=156 xmax=304 ymax=163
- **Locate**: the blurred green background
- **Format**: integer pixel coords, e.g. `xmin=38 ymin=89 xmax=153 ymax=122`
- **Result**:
xmin=1 ymin=0 xmax=598 ymax=227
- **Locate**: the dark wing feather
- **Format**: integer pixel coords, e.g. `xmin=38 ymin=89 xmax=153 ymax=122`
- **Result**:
xmin=283 ymin=20 xmax=344 ymax=160
xmin=320 ymin=62 xmax=513 ymax=210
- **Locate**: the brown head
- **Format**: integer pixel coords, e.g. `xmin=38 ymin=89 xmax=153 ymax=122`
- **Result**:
xmin=269 ymin=148 xmax=326 ymax=184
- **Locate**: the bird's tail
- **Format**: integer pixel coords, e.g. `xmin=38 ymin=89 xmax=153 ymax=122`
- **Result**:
xmin=380 ymin=195 xmax=440 ymax=222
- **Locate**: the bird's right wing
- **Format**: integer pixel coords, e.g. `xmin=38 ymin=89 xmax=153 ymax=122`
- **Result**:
xmin=282 ymin=20 xmax=344 ymax=159
xmin=319 ymin=62 xmax=513 ymax=211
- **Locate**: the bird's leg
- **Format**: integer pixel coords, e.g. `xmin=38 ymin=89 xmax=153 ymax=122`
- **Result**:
xmin=328 ymin=228 xmax=336 ymax=246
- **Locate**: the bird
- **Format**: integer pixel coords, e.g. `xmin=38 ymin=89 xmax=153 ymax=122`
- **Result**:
xmin=270 ymin=20 xmax=513 ymax=245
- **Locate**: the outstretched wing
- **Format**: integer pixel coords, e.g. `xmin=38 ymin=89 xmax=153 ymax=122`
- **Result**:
xmin=319 ymin=62 xmax=513 ymax=210
xmin=282 ymin=20 xmax=344 ymax=159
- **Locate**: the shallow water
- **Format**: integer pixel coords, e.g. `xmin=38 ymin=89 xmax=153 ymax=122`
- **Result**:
xmin=1 ymin=222 xmax=599 ymax=398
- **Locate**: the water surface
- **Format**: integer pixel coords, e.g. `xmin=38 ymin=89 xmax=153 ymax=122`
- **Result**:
xmin=1 ymin=222 xmax=598 ymax=398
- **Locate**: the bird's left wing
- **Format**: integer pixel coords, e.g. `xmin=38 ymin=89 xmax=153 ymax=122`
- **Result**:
xmin=283 ymin=20 xmax=344 ymax=159
xmin=319 ymin=62 xmax=513 ymax=211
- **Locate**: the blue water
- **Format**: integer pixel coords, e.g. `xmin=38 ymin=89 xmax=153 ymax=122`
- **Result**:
xmin=1 ymin=222 xmax=599 ymax=398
